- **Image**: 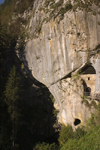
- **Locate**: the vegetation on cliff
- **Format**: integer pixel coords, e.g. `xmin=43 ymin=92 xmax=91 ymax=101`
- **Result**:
xmin=0 ymin=0 xmax=100 ymax=39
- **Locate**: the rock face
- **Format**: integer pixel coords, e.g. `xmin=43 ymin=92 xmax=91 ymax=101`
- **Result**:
xmin=20 ymin=0 xmax=100 ymax=128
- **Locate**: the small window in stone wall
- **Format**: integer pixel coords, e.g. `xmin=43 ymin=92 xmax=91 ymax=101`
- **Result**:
xmin=88 ymin=77 xmax=90 ymax=80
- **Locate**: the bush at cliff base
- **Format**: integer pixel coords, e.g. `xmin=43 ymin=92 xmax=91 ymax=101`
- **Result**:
xmin=61 ymin=125 xmax=100 ymax=150
xmin=58 ymin=125 xmax=74 ymax=146
xmin=60 ymin=102 xmax=100 ymax=150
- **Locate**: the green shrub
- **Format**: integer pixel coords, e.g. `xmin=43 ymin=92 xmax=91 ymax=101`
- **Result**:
xmin=58 ymin=125 xmax=74 ymax=146
xmin=82 ymin=99 xmax=90 ymax=108
xmin=59 ymin=3 xmax=72 ymax=16
xmin=61 ymin=126 xmax=100 ymax=150
xmin=49 ymin=94 xmax=55 ymax=103
xmin=65 ymin=3 xmax=73 ymax=12
xmin=73 ymin=3 xmax=79 ymax=11
xmin=53 ymin=109 xmax=58 ymax=118
xmin=74 ymin=127 xmax=86 ymax=140
xmin=60 ymin=139 xmax=78 ymax=150
xmin=81 ymin=95 xmax=91 ymax=108
xmin=90 ymin=100 xmax=97 ymax=108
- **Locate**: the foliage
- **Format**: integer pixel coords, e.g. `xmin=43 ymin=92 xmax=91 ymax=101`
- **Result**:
xmin=49 ymin=94 xmax=58 ymax=118
xmin=17 ymin=101 xmax=57 ymax=149
xmin=81 ymin=95 xmax=97 ymax=109
xmin=72 ymin=72 xmax=80 ymax=79
xmin=49 ymin=94 xmax=55 ymax=103
xmin=58 ymin=125 xmax=74 ymax=146
xmin=0 ymin=23 xmax=10 ymax=92
xmin=0 ymin=23 xmax=10 ymax=48
xmin=4 ymin=66 xmax=22 ymax=149
xmin=73 ymin=0 xmax=100 ymax=11
xmin=61 ymin=126 xmax=100 ymax=150
xmin=33 ymin=142 xmax=58 ymax=150
xmin=0 ymin=23 xmax=13 ymax=150
xmin=90 ymin=100 xmax=97 ymax=108
xmin=58 ymin=125 xmax=86 ymax=148
xmin=0 ymin=0 xmax=34 ymax=24
xmin=59 ymin=3 xmax=72 ymax=17
xmin=15 ymin=0 xmax=34 ymax=14
xmin=5 ymin=66 xmax=21 ymax=120
xmin=53 ymin=109 xmax=58 ymax=118
xmin=0 ymin=0 xmax=35 ymax=48
xmin=74 ymin=127 xmax=86 ymax=140
xmin=81 ymin=95 xmax=90 ymax=108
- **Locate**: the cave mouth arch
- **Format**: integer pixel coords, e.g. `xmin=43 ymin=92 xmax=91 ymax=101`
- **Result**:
xmin=74 ymin=118 xmax=81 ymax=126
xmin=81 ymin=64 xmax=96 ymax=74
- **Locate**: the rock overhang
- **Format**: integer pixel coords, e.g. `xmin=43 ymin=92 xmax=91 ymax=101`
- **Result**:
xmin=19 ymin=0 xmax=100 ymax=127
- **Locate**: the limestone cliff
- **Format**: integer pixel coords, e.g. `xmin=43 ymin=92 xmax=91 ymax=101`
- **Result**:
xmin=17 ymin=0 xmax=100 ymax=128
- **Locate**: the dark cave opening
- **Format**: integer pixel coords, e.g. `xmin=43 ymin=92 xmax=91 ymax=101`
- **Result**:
xmin=74 ymin=118 xmax=81 ymax=126
xmin=82 ymin=79 xmax=91 ymax=96
xmin=81 ymin=65 xmax=96 ymax=74
xmin=86 ymin=87 xmax=91 ymax=96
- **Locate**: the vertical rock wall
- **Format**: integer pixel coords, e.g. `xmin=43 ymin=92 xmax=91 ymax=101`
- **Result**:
xmin=20 ymin=0 xmax=100 ymax=127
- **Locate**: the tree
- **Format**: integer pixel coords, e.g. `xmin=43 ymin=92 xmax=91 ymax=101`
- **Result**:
xmin=0 ymin=23 xmax=10 ymax=81
xmin=0 ymin=23 xmax=12 ymax=150
xmin=5 ymin=66 xmax=22 ymax=150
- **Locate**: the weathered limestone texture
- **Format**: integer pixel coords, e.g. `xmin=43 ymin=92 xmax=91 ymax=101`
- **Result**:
xmin=20 ymin=0 xmax=100 ymax=127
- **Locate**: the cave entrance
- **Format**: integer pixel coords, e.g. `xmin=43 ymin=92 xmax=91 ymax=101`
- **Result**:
xmin=81 ymin=65 xmax=96 ymax=74
xmin=74 ymin=118 xmax=81 ymax=126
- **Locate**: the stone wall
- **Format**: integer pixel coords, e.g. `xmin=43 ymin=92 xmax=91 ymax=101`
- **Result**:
xmin=81 ymin=74 xmax=96 ymax=94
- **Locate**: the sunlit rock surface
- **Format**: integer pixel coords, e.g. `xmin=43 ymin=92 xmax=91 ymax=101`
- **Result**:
xmin=20 ymin=0 xmax=100 ymax=127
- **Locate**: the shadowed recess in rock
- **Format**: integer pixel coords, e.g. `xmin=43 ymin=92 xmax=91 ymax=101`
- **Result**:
xmin=81 ymin=65 xmax=96 ymax=74
xmin=74 ymin=118 xmax=81 ymax=126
